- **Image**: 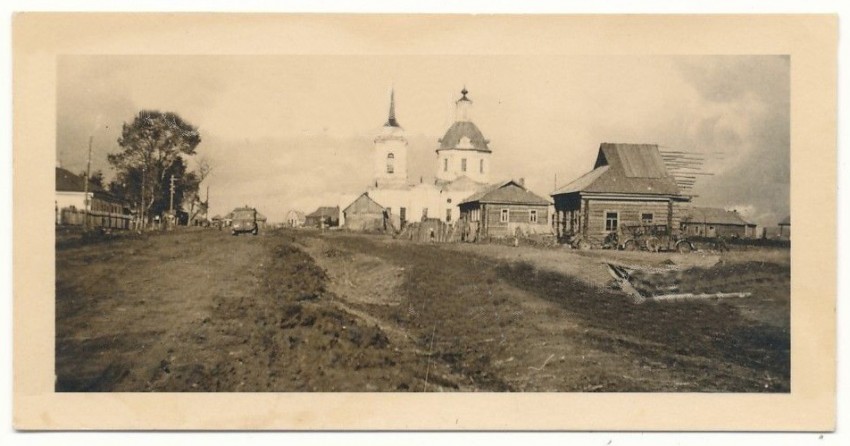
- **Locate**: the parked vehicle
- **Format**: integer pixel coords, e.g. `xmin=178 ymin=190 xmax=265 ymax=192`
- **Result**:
xmin=612 ymin=224 xmax=694 ymax=253
xmin=231 ymin=208 xmax=259 ymax=236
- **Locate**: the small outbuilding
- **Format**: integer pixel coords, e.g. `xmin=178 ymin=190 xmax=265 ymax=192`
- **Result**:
xmin=458 ymin=179 xmax=551 ymax=239
xmin=343 ymin=192 xmax=388 ymax=232
xmin=681 ymin=207 xmax=758 ymax=239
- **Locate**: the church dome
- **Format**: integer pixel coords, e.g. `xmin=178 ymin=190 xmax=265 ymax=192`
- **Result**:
xmin=438 ymin=121 xmax=491 ymax=152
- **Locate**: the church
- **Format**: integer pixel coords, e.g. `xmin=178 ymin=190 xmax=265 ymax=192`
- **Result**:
xmin=341 ymin=87 xmax=494 ymax=231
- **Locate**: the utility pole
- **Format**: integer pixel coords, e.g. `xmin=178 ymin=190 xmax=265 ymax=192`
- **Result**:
xmin=82 ymin=135 xmax=93 ymax=231
xmin=169 ymin=174 xmax=176 ymax=213
xmin=140 ymin=164 xmax=146 ymax=231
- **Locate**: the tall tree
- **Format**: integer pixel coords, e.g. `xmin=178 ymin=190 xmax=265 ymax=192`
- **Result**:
xmin=81 ymin=169 xmax=105 ymax=190
xmin=184 ymin=157 xmax=213 ymax=223
xmin=107 ymin=111 xmax=201 ymax=224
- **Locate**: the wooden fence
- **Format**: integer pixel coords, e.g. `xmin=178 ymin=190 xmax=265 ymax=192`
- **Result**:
xmin=58 ymin=208 xmax=133 ymax=230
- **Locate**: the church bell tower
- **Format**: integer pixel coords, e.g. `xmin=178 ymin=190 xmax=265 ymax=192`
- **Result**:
xmin=373 ymin=88 xmax=408 ymax=187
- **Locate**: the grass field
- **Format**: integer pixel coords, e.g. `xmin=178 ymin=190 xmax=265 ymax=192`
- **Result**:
xmin=55 ymin=228 xmax=790 ymax=392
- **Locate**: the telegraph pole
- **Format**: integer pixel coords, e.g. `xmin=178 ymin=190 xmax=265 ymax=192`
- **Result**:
xmin=140 ymin=165 xmax=146 ymax=231
xmin=82 ymin=136 xmax=93 ymax=231
xmin=169 ymin=174 xmax=176 ymax=214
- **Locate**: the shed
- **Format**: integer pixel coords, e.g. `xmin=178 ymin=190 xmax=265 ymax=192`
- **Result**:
xmin=343 ymin=193 xmax=388 ymax=232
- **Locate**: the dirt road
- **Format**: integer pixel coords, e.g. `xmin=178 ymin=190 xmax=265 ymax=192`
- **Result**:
xmin=55 ymin=228 xmax=789 ymax=392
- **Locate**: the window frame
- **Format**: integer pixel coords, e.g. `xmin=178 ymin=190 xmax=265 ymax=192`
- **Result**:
xmin=604 ymin=210 xmax=619 ymax=232
xmin=461 ymin=158 xmax=467 ymax=172
xmin=529 ymin=209 xmax=538 ymax=223
xmin=500 ymin=208 xmax=510 ymax=223
xmin=386 ymin=152 xmax=395 ymax=174
xmin=641 ymin=212 xmax=654 ymax=225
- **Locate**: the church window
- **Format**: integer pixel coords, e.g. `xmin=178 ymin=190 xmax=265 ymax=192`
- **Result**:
xmin=446 ymin=209 xmax=452 ymax=222
xmin=386 ymin=153 xmax=395 ymax=174
xmin=422 ymin=208 xmax=429 ymax=219
xmin=500 ymin=209 xmax=510 ymax=223
xmin=480 ymin=159 xmax=484 ymax=173
xmin=443 ymin=158 xmax=448 ymax=172
xmin=461 ymin=158 xmax=467 ymax=172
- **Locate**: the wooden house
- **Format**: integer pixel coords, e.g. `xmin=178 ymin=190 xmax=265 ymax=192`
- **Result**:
xmin=458 ymin=179 xmax=551 ymax=238
xmin=550 ymin=143 xmax=691 ymax=246
xmin=681 ymin=206 xmax=758 ymax=238
xmin=305 ymin=206 xmax=340 ymax=228
xmin=342 ymin=192 xmax=387 ymax=232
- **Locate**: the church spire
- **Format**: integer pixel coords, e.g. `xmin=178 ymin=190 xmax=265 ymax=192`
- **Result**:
xmin=385 ymin=88 xmax=400 ymax=127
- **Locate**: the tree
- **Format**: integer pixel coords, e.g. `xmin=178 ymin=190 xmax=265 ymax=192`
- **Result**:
xmin=183 ymin=157 xmax=213 ymax=223
xmin=107 ymin=111 xmax=201 ymax=225
xmin=81 ymin=170 xmax=105 ymax=190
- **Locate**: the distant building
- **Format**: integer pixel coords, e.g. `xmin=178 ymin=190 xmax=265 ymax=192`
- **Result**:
xmin=55 ymin=166 xmax=131 ymax=229
xmin=342 ymin=192 xmax=387 ymax=231
xmin=459 ymin=179 xmax=552 ymax=239
xmin=551 ymin=143 xmax=691 ymax=246
xmin=778 ymin=215 xmax=791 ymax=239
xmin=285 ymin=210 xmax=306 ymax=228
xmin=305 ymin=206 xmax=340 ymax=228
xmin=681 ymin=206 xmax=758 ymax=238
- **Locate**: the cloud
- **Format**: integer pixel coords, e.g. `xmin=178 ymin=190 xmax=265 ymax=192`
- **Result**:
xmin=57 ymin=55 xmax=789 ymax=225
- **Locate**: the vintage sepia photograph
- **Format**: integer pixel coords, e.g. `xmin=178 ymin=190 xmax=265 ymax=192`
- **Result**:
xmin=12 ymin=13 xmax=837 ymax=431
xmin=53 ymin=54 xmax=791 ymax=393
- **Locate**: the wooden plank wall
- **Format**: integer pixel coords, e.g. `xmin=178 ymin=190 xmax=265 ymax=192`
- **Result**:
xmin=583 ymin=199 xmax=683 ymax=238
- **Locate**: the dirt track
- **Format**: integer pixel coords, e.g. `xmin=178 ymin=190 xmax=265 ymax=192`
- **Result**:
xmin=55 ymin=228 xmax=790 ymax=392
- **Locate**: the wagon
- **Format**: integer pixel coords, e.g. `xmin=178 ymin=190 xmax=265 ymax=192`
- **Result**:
xmin=612 ymin=223 xmax=694 ymax=253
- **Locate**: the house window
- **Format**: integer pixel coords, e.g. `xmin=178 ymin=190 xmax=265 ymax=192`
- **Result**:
xmin=529 ymin=210 xmax=538 ymax=223
xmin=480 ymin=159 xmax=484 ymax=173
xmin=641 ymin=213 xmax=653 ymax=225
xmin=461 ymin=158 xmax=467 ymax=172
xmin=605 ymin=211 xmax=619 ymax=231
xmin=500 ymin=209 xmax=510 ymax=223
xmin=446 ymin=209 xmax=452 ymax=222
xmin=386 ymin=153 xmax=394 ymax=174
xmin=443 ymin=158 xmax=448 ymax=172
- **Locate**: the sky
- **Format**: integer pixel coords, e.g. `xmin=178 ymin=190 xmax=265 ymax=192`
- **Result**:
xmin=57 ymin=55 xmax=789 ymax=225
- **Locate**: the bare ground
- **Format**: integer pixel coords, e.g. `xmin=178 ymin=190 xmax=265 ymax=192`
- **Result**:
xmin=55 ymin=228 xmax=790 ymax=392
